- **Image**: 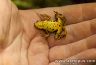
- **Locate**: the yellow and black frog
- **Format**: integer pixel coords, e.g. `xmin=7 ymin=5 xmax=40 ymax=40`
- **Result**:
xmin=34 ymin=11 xmax=67 ymax=39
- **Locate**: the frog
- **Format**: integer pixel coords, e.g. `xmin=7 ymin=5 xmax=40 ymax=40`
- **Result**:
xmin=34 ymin=11 xmax=67 ymax=39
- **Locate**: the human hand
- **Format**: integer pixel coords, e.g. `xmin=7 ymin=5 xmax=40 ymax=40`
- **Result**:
xmin=0 ymin=0 xmax=96 ymax=65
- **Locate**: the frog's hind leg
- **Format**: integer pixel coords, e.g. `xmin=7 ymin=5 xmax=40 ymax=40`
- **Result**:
xmin=58 ymin=27 xmax=67 ymax=39
xmin=38 ymin=13 xmax=51 ymax=21
xmin=58 ymin=31 xmax=67 ymax=39
xmin=55 ymin=27 xmax=67 ymax=39
xmin=55 ymin=27 xmax=62 ymax=39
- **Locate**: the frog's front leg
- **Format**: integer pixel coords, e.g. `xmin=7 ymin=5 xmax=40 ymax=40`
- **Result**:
xmin=54 ymin=11 xmax=66 ymax=25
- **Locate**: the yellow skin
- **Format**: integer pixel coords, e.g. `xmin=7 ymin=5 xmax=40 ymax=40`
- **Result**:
xmin=34 ymin=11 xmax=67 ymax=39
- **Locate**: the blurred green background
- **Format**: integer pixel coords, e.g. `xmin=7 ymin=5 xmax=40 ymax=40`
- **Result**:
xmin=12 ymin=0 xmax=96 ymax=9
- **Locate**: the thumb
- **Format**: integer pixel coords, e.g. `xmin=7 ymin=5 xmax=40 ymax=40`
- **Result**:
xmin=0 ymin=0 xmax=21 ymax=50
xmin=0 ymin=0 xmax=12 ymax=49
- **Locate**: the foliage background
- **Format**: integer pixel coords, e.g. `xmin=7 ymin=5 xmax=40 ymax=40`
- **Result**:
xmin=12 ymin=0 xmax=96 ymax=9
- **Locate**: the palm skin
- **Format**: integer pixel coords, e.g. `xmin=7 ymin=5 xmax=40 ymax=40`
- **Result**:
xmin=0 ymin=0 xmax=96 ymax=65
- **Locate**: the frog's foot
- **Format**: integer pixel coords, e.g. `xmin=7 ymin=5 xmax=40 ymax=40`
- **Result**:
xmin=55 ymin=34 xmax=66 ymax=40
xmin=38 ymin=14 xmax=51 ymax=21
xmin=59 ymin=31 xmax=67 ymax=39
xmin=55 ymin=34 xmax=61 ymax=40
xmin=44 ymin=34 xmax=50 ymax=38
xmin=55 ymin=34 xmax=60 ymax=40
xmin=55 ymin=32 xmax=67 ymax=40
xmin=58 ymin=34 xmax=66 ymax=39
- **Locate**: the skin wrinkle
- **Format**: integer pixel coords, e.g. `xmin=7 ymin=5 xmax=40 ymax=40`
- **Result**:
xmin=20 ymin=14 xmax=41 ymax=65
xmin=7 ymin=11 xmax=18 ymax=49
xmin=49 ymin=48 xmax=96 ymax=65
xmin=2 ymin=32 xmax=22 ymax=65
xmin=9 ymin=7 xmax=23 ymax=65
xmin=80 ymin=4 xmax=83 ymax=24
xmin=28 ymin=36 xmax=48 ymax=55
xmin=73 ymin=19 xmax=96 ymax=38
xmin=19 ymin=10 xmax=31 ymax=65
xmin=21 ymin=32 xmax=30 ymax=65
xmin=19 ymin=10 xmax=37 ymax=65
xmin=20 ymin=11 xmax=39 ymax=43
xmin=90 ymin=19 xmax=96 ymax=34
xmin=2 ymin=2 xmax=22 ymax=51
xmin=57 ymin=5 xmax=83 ymax=25
xmin=65 ymin=49 xmax=96 ymax=65
xmin=82 ymin=3 xmax=96 ymax=21
xmin=20 ymin=33 xmax=22 ymax=65
xmin=3 ymin=2 xmax=23 ymax=65
xmin=86 ymin=34 xmax=96 ymax=48
xmin=12 ymin=9 xmax=23 ymax=65
xmin=20 ymin=9 xmax=44 ymax=65
xmin=64 ymin=3 xmax=96 ymax=24
xmin=19 ymin=32 xmax=23 ymax=65
xmin=27 ymin=34 xmax=31 ymax=65
xmin=49 ymin=36 xmax=87 ymax=62
xmin=0 ymin=0 xmax=12 ymax=64
xmin=22 ymin=33 xmax=28 ymax=65
xmin=6 ymin=2 xmax=12 ymax=49
xmin=5 ymin=13 xmax=22 ymax=65
xmin=28 ymin=36 xmax=49 ymax=65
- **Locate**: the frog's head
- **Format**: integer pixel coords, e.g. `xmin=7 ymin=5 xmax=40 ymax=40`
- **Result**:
xmin=34 ymin=21 xmax=44 ymax=29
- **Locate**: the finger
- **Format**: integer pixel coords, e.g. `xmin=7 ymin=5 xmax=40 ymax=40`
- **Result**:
xmin=49 ymin=34 xmax=96 ymax=62
xmin=49 ymin=48 xmax=96 ymax=65
xmin=48 ymin=18 xmax=96 ymax=47
xmin=34 ymin=3 xmax=96 ymax=24
xmin=64 ymin=49 xmax=96 ymax=65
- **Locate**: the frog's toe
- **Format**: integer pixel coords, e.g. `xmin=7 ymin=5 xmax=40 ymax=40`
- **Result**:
xmin=57 ymin=36 xmax=62 ymax=40
xmin=44 ymin=34 xmax=50 ymax=38
xmin=55 ymin=35 xmax=58 ymax=39
xmin=55 ymin=35 xmax=61 ymax=40
xmin=55 ymin=34 xmax=66 ymax=40
xmin=41 ymin=33 xmax=50 ymax=38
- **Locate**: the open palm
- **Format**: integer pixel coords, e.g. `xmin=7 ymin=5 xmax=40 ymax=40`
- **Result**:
xmin=0 ymin=0 xmax=96 ymax=65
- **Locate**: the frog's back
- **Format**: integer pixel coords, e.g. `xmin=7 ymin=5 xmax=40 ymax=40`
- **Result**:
xmin=42 ymin=20 xmax=62 ymax=32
